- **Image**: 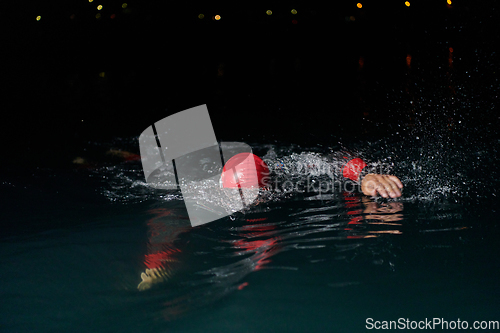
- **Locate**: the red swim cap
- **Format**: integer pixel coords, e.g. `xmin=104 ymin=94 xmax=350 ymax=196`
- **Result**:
xmin=221 ymin=153 xmax=269 ymax=189
xmin=342 ymin=157 xmax=367 ymax=182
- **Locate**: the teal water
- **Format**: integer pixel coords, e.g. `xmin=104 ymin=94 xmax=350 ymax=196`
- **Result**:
xmin=1 ymin=137 xmax=499 ymax=333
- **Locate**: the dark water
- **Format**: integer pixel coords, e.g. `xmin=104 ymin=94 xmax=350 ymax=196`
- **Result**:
xmin=1 ymin=134 xmax=499 ymax=333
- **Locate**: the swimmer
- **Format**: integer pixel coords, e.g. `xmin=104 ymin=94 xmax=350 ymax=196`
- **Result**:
xmin=75 ymin=148 xmax=403 ymax=198
xmin=221 ymin=152 xmax=403 ymax=199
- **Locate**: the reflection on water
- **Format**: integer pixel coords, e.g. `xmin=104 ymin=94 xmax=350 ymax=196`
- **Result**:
xmin=1 ymin=135 xmax=498 ymax=332
xmin=137 ymin=208 xmax=190 ymax=291
xmin=139 ymin=193 xmax=403 ymax=320
xmin=132 ymin=190 xmax=408 ymax=321
xmin=131 ymin=185 xmax=493 ymax=325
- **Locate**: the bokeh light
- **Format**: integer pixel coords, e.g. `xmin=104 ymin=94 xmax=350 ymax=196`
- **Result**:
xmin=406 ymin=54 xmax=412 ymax=67
xmin=405 ymin=1 xmax=411 ymax=7
xmin=447 ymin=0 xmax=452 ymax=4
xmin=198 ymin=13 xmax=204 ymax=19
xmin=121 ymin=3 xmax=128 ymax=8
xmin=358 ymin=56 xmax=365 ymax=70
xmin=97 ymin=5 xmax=103 ymax=10
xmin=357 ymin=3 xmax=363 ymax=9
xmin=266 ymin=10 xmax=272 ymax=15
xmin=291 ymin=9 xmax=297 ymax=14
xmin=36 ymin=15 xmax=41 ymax=21
xmin=215 ymin=14 xmax=221 ymax=20
xmin=95 ymin=13 xmax=101 ymax=19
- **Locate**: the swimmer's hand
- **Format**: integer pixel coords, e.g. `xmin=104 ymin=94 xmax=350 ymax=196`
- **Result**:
xmin=361 ymin=174 xmax=403 ymax=198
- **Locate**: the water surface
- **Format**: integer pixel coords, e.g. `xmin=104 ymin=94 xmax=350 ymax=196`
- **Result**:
xmin=2 ymin=136 xmax=499 ymax=333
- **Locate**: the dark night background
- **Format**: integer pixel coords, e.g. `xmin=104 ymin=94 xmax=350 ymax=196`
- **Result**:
xmin=3 ymin=0 xmax=499 ymax=166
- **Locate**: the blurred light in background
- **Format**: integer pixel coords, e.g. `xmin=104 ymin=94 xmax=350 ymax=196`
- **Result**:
xmin=406 ymin=54 xmax=412 ymax=68
xmin=16 ymin=2 xmax=458 ymax=32
xmin=358 ymin=56 xmax=365 ymax=70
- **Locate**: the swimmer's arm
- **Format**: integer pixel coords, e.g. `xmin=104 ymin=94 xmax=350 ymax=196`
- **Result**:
xmin=360 ymin=174 xmax=403 ymax=198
